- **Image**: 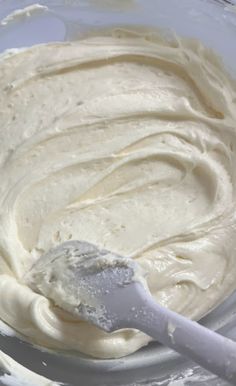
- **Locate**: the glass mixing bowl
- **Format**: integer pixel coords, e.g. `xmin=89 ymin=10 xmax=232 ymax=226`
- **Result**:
xmin=0 ymin=1 xmax=236 ymax=385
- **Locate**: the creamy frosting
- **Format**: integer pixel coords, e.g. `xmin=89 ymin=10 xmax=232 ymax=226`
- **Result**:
xmin=0 ymin=29 xmax=236 ymax=359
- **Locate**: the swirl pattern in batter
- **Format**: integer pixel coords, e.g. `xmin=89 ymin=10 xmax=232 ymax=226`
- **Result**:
xmin=0 ymin=30 xmax=236 ymax=358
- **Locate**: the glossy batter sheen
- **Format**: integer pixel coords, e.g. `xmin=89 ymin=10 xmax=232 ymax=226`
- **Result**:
xmin=0 ymin=30 xmax=236 ymax=359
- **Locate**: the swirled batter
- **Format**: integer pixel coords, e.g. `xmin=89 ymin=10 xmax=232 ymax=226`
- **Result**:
xmin=0 ymin=29 xmax=236 ymax=359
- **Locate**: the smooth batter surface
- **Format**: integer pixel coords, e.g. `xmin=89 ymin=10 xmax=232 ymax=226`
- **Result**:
xmin=0 ymin=29 xmax=236 ymax=359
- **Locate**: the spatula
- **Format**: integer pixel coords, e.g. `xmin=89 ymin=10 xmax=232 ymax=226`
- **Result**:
xmin=25 ymin=240 xmax=236 ymax=384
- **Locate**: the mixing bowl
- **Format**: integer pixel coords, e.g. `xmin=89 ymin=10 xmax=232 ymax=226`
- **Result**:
xmin=0 ymin=0 xmax=236 ymax=385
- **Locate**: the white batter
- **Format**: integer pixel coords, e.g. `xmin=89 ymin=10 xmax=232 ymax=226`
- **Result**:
xmin=0 ymin=29 xmax=236 ymax=359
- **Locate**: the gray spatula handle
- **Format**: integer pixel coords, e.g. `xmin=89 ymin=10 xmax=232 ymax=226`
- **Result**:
xmin=125 ymin=297 xmax=236 ymax=384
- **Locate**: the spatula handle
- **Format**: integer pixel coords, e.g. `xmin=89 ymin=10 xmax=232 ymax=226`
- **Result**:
xmin=127 ymin=297 xmax=236 ymax=384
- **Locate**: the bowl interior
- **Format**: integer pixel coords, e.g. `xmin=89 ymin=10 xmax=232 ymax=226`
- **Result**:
xmin=0 ymin=1 xmax=236 ymax=385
